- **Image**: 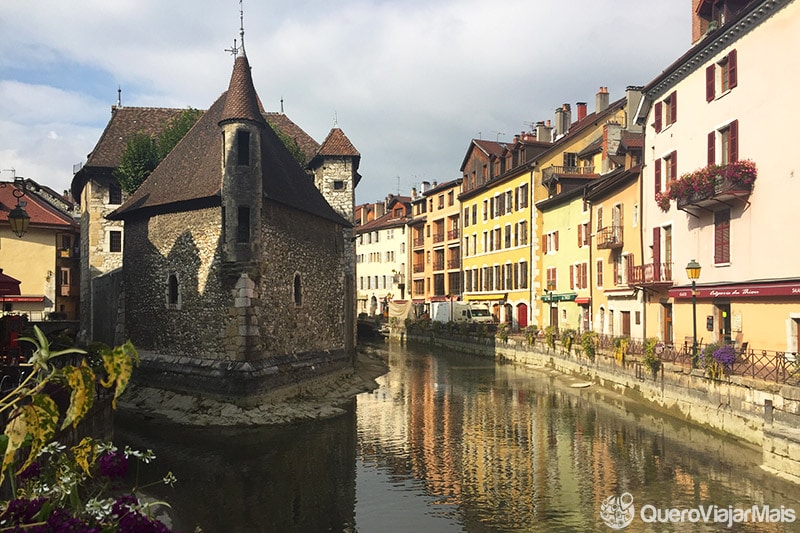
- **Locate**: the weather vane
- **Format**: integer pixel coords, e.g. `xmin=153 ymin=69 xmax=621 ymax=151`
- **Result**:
xmin=224 ymin=0 xmax=245 ymax=56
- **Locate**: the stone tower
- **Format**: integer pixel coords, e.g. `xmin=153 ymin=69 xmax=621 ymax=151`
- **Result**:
xmin=219 ymin=43 xmax=265 ymax=266
xmin=309 ymin=128 xmax=360 ymax=223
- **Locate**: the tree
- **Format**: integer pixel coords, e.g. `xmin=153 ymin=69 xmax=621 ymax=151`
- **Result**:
xmin=114 ymin=108 xmax=203 ymax=194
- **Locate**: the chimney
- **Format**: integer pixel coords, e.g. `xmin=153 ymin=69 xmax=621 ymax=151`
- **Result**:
xmin=596 ymin=86 xmax=610 ymax=113
xmin=411 ymin=187 xmax=417 ymax=199
xmin=536 ymin=121 xmax=553 ymax=143
xmin=374 ymin=201 xmax=386 ymax=217
xmin=625 ymin=86 xmax=644 ymax=132
xmin=577 ymin=102 xmax=587 ymax=122
xmin=602 ymin=122 xmax=623 ymax=173
xmin=554 ymin=104 xmax=571 ymax=137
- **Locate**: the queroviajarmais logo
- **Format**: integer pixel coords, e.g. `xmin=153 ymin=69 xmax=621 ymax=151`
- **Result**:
xmin=600 ymin=492 xmax=635 ymax=530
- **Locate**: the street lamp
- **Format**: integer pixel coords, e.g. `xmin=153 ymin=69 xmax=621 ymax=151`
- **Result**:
xmin=545 ymin=280 xmax=556 ymax=329
xmin=686 ymin=259 xmax=702 ymax=368
xmin=4 ymin=175 xmax=30 ymax=238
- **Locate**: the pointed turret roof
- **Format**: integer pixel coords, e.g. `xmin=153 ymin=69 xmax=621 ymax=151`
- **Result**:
xmin=317 ymin=128 xmax=360 ymax=158
xmin=219 ymin=51 xmax=266 ymax=127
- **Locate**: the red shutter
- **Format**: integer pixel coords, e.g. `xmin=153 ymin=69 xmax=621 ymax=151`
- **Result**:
xmin=570 ymin=265 xmax=575 ymax=290
xmin=729 ymin=119 xmax=739 ymax=162
xmin=582 ymin=263 xmax=588 ymax=289
xmin=728 ymin=49 xmax=738 ymax=89
xmin=555 ymin=231 xmax=559 ymax=251
xmin=708 ymin=131 xmax=716 ymax=165
xmin=670 ymin=151 xmax=677 ymax=181
xmin=706 ymin=65 xmax=716 ymax=102
xmin=654 ymin=102 xmax=662 ymax=132
xmin=577 ymin=224 xmax=582 ymax=247
xmin=652 ymin=227 xmax=661 ymax=267
xmin=654 ymin=158 xmax=662 ymax=196
xmin=670 ymin=91 xmax=677 ymax=123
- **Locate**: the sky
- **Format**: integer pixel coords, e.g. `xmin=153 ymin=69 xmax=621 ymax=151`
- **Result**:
xmin=0 ymin=1 xmax=691 ymax=205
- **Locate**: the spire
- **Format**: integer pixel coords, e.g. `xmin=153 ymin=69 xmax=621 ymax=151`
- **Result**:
xmin=237 ymin=0 xmax=246 ymax=58
xmin=219 ymin=0 xmax=265 ymax=127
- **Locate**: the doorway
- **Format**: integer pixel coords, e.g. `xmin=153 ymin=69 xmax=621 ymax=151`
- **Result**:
xmin=517 ymin=303 xmax=528 ymax=329
xmin=715 ymin=303 xmax=732 ymax=344
xmin=662 ymin=303 xmax=673 ymax=345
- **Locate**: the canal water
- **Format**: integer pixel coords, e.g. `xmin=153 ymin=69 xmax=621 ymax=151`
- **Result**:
xmin=115 ymin=341 xmax=800 ymax=532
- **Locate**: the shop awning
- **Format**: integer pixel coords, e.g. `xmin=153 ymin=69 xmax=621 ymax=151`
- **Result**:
xmin=669 ymin=280 xmax=800 ymax=299
xmin=464 ymin=293 xmax=507 ymax=301
xmin=0 ymin=271 xmax=21 ymax=296
xmin=0 ymin=295 xmax=44 ymax=303
xmin=574 ymin=297 xmax=590 ymax=305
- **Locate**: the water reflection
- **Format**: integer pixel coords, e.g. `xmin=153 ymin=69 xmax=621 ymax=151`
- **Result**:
xmin=116 ymin=341 xmax=800 ymax=532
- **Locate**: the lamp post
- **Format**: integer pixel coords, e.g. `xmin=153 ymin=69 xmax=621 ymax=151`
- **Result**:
xmin=4 ymin=175 xmax=30 ymax=238
xmin=545 ymin=280 xmax=556 ymax=330
xmin=686 ymin=259 xmax=702 ymax=368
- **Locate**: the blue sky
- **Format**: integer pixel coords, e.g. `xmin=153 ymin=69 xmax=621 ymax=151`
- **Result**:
xmin=0 ymin=1 xmax=691 ymax=203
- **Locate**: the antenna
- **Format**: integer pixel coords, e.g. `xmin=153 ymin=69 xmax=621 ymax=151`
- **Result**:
xmin=117 ymin=86 xmax=122 ymax=107
xmin=238 ymin=0 xmax=245 ymax=54
xmin=396 ymin=176 xmax=400 ymax=196
xmin=333 ymin=111 xmax=338 ymax=127
xmin=280 ymin=97 xmax=284 ymax=114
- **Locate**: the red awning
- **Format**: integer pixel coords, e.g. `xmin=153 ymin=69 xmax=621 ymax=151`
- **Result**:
xmin=0 ymin=295 xmax=44 ymax=303
xmin=669 ymin=281 xmax=800 ymax=299
xmin=0 ymin=271 xmax=21 ymax=296
xmin=574 ymin=297 xmax=591 ymax=305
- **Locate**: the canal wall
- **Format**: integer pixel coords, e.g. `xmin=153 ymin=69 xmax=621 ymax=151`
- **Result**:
xmin=399 ymin=331 xmax=800 ymax=485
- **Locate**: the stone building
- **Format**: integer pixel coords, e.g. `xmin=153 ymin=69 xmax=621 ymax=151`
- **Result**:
xmin=106 ymin=43 xmax=358 ymax=401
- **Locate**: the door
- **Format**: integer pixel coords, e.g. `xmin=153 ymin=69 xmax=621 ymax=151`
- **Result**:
xmin=621 ymin=311 xmax=631 ymax=337
xmin=716 ymin=303 xmax=732 ymax=344
xmin=517 ymin=303 xmax=528 ymax=329
xmin=662 ymin=303 xmax=673 ymax=344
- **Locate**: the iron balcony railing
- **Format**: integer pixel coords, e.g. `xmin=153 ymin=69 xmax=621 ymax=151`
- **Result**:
xmin=596 ymin=225 xmax=623 ymax=249
xmin=628 ymin=262 xmax=673 ymax=286
xmin=447 ymin=228 xmax=460 ymax=240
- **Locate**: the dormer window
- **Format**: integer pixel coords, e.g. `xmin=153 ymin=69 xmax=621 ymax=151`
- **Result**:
xmin=237 ymin=130 xmax=250 ymax=166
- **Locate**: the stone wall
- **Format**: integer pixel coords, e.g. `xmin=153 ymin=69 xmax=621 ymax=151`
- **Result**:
xmin=90 ymin=267 xmax=124 ymax=348
xmin=120 ymin=201 xmax=351 ymax=400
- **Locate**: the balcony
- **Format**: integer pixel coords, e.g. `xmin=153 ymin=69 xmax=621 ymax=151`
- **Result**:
xmin=628 ymin=262 xmax=673 ymax=287
xmin=413 ymin=237 xmax=425 ymax=248
xmin=432 ymin=260 xmax=445 ymax=271
xmin=676 ymin=177 xmax=753 ymax=211
xmin=59 ymin=285 xmax=75 ymax=297
xmin=596 ymin=226 xmax=623 ymax=249
xmin=541 ymin=165 xmax=597 ymax=186
xmin=447 ymin=258 xmax=460 ymax=269
xmin=433 ymin=233 xmax=445 ymax=244
xmin=447 ymin=228 xmax=460 ymax=240
xmin=413 ymin=263 xmax=424 ymax=273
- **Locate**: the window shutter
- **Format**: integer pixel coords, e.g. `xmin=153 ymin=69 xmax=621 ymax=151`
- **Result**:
xmin=577 ymin=224 xmax=583 ymax=247
xmin=654 ymin=102 xmax=662 ymax=132
xmin=670 ymin=91 xmax=677 ymax=123
xmin=597 ymin=260 xmax=603 ymax=287
xmin=654 ymin=158 xmax=662 ymax=196
xmin=728 ymin=49 xmax=738 ymax=89
xmin=708 ymin=131 xmax=716 ymax=165
xmin=670 ymin=151 xmax=677 ymax=181
xmin=582 ymin=263 xmax=588 ymax=289
xmin=652 ymin=227 xmax=661 ymax=266
xmin=555 ymin=231 xmax=559 ymax=251
xmin=570 ymin=265 xmax=575 ymax=290
xmin=613 ymin=260 xmax=619 ymax=286
xmin=729 ymin=119 xmax=739 ymax=162
xmin=706 ymin=65 xmax=715 ymax=102
xmin=596 ymin=207 xmax=603 ymax=232
xmin=714 ymin=210 xmax=731 ymax=263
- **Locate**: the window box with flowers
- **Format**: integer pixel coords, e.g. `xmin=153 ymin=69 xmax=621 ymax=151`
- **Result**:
xmin=662 ymin=160 xmax=756 ymax=211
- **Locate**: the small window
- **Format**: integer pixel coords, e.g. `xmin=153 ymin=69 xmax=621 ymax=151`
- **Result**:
xmin=109 ymin=183 xmax=122 ymax=205
xmin=333 ymin=180 xmax=345 ymax=190
xmin=293 ymin=273 xmax=302 ymax=306
xmin=109 ymin=230 xmax=122 ymax=253
xmin=237 ymin=206 xmax=250 ymax=243
xmin=167 ymin=273 xmax=180 ymax=307
xmin=236 ymin=130 xmax=250 ymax=166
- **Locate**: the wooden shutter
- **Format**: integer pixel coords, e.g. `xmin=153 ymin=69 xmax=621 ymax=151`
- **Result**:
xmin=729 ymin=119 xmax=739 ymax=162
xmin=708 ymin=131 xmax=716 ymax=165
xmin=555 ymin=230 xmax=559 ymax=251
xmin=670 ymin=151 xmax=678 ymax=181
xmin=570 ymin=265 xmax=575 ymax=290
xmin=582 ymin=263 xmax=588 ymax=289
xmin=652 ymin=227 xmax=661 ymax=279
xmin=714 ymin=209 xmax=731 ymax=263
xmin=654 ymin=101 xmax=662 ymax=132
xmin=706 ymin=65 xmax=716 ymax=101
xmin=654 ymin=158 xmax=662 ymax=196
xmin=728 ymin=49 xmax=738 ymax=89
xmin=577 ymin=224 xmax=583 ymax=246
xmin=597 ymin=260 xmax=603 ymax=287
xmin=670 ymin=91 xmax=677 ymax=123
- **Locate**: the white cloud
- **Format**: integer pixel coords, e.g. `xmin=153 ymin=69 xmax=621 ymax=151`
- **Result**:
xmin=0 ymin=1 xmax=691 ymax=201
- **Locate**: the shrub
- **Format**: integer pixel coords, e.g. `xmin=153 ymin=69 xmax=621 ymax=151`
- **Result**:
xmin=613 ymin=336 xmax=629 ymax=363
xmin=544 ymin=326 xmax=557 ymax=351
xmin=524 ymin=326 xmax=538 ymax=346
xmin=561 ymin=329 xmax=576 ymax=355
xmin=642 ymin=337 xmax=662 ymax=378
xmin=496 ymin=323 xmax=510 ymax=343
xmin=580 ymin=331 xmax=598 ymax=361
xmin=713 ymin=344 xmax=736 ymax=367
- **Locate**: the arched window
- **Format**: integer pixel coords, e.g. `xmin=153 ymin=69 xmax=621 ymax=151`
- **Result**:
xmin=167 ymin=273 xmax=180 ymax=308
xmin=293 ymin=273 xmax=302 ymax=306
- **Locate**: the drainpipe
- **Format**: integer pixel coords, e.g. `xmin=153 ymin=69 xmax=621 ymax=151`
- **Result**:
xmin=585 ymin=187 xmax=593 ymax=334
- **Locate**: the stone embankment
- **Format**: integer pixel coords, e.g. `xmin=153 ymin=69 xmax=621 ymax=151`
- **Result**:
xmin=117 ymin=346 xmax=388 ymax=426
xmin=400 ymin=330 xmax=800 ymax=485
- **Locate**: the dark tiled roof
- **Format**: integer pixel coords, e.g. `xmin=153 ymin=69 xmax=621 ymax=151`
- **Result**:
xmin=70 ymin=107 xmax=185 ymax=200
xmin=0 ymin=182 xmax=77 ymax=230
xmin=111 ymin=93 xmax=348 ymax=226
xmin=317 ymin=128 xmax=360 ymax=157
xmin=219 ymin=54 xmax=267 ymax=127
xmin=621 ymin=130 xmax=643 ymax=149
xmin=264 ymin=113 xmax=320 ymax=163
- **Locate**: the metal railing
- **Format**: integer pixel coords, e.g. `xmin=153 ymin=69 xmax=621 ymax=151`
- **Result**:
xmin=628 ymin=262 xmax=673 ymax=285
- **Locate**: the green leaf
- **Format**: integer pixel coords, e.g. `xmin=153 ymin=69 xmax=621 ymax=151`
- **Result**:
xmin=100 ymin=341 xmax=138 ymax=408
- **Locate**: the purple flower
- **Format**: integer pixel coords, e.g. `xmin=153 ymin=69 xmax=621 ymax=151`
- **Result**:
xmin=98 ymin=451 xmax=129 ymax=479
xmin=713 ymin=345 xmax=736 ymax=367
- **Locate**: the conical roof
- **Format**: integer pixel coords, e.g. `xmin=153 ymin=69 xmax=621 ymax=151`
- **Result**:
xmin=219 ymin=53 xmax=266 ymax=127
